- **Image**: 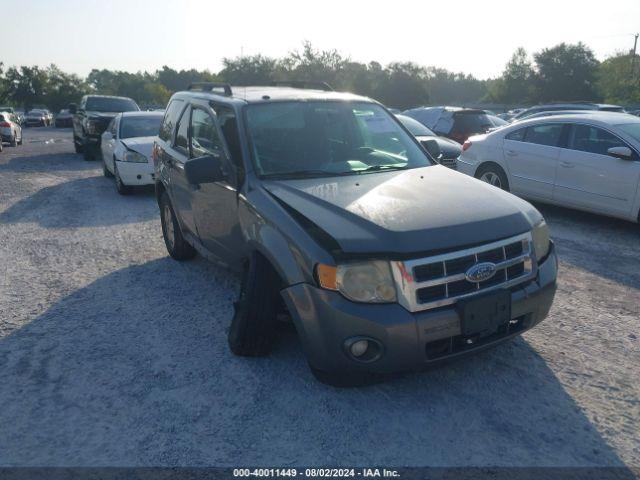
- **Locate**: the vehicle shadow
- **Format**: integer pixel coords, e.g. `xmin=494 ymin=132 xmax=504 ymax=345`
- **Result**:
xmin=0 ymin=257 xmax=630 ymax=468
xmin=533 ymin=202 xmax=640 ymax=290
xmin=0 ymin=152 xmax=101 ymax=173
xmin=0 ymin=175 xmax=156 ymax=228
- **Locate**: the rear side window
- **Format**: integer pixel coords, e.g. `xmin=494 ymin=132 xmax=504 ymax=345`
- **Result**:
xmin=451 ymin=113 xmax=492 ymax=135
xmin=159 ymin=99 xmax=184 ymax=142
xmin=505 ymin=128 xmax=526 ymax=141
xmin=569 ymin=125 xmax=629 ymax=156
xmin=524 ymin=124 xmax=563 ymax=147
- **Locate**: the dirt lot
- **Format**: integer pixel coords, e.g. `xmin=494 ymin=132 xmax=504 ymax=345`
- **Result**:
xmin=0 ymin=127 xmax=638 ymax=468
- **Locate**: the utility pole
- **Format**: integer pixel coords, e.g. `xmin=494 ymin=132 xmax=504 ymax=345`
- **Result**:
xmin=632 ymin=33 xmax=639 ymax=73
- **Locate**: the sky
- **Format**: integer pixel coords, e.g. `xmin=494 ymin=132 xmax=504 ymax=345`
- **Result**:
xmin=5 ymin=0 xmax=640 ymax=80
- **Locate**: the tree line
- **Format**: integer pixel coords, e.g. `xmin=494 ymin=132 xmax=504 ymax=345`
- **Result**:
xmin=1 ymin=41 xmax=639 ymax=112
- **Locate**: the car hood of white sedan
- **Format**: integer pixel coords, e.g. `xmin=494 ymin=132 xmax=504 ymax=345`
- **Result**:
xmin=120 ymin=136 xmax=156 ymax=159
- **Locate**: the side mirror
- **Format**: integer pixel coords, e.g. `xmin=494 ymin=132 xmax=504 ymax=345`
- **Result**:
xmin=607 ymin=146 xmax=633 ymax=160
xmin=184 ymin=154 xmax=226 ymax=185
xmin=68 ymin=103 xmax=77 ymax=114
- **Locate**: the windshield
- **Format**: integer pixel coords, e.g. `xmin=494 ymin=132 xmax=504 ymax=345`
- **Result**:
xmin=396 ymin=114 xmax=436 ymax=137
xmin=119 ymin=115 xmax=163 ymax=139
xmin=245 ymin=101 xmax=432 ymax=178
xmin=617 ymin=123 xmax=640 ymax=143
xmin=86 ymin=97 xmax=139 ymax=113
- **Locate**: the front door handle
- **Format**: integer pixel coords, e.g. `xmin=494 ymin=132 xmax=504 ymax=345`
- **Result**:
xmin=560 ymin=161 xmax=574 ymax=168
xmin=505 ymin=150 xmax=518 ymax=156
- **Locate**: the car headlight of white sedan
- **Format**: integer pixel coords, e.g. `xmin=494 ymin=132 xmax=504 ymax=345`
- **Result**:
xmin=122 ymin=150 xmax=148 ymax=163
xmin=531 ymin=219 xmax=550 ymax=260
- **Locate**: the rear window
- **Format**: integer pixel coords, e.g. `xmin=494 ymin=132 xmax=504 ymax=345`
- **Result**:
xmin=396 ymin=115 xmax=435 ymax=137
xmin=119 ymin=115 xmax=163 ymax=139
xmin=159 ymin=100 xmax=184 ymax=142
xmin=452 ymin=113 xmax=492 ymax=134
xmin=86 ymin=97 xmax=139 ymax=113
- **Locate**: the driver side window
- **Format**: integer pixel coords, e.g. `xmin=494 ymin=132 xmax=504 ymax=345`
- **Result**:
xmin=190 ymin=107 xmax=224 ymax=159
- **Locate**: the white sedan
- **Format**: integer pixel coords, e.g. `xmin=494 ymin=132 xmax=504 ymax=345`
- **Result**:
xmin=100 ymin=111 xmax=164 ymax=195
xmin=457 ymin=112 xmax=640 ymax=223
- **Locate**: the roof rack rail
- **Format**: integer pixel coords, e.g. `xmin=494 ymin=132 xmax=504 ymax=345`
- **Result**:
xmin=270 ymin=80 xmax=334 ymax=91
xmin=187 ymin=82 xmax=232 ymax=96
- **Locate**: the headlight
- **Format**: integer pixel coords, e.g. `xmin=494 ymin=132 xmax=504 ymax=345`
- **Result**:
xmin=317 ymin=260 xmax=396 ymax=303
xmin=531 ymin=220 xmax=550 ymax=260
xmin=122 ymin=150 xmax=148 ymax=163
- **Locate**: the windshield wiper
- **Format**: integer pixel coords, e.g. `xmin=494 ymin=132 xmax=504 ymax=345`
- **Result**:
xmin=260 ymin=169 xmax=352 ymax=179
xmin=355 ymin=165 xmax=409 ymax=173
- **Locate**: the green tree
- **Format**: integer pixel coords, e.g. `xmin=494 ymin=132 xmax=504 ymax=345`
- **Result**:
xmin=533 ymin=42 xmax=600 ymax=102
xmin=597 ymin=52 xmax=640 ymax=104
xmin=491 ymin=48 xmax=536 ymax=104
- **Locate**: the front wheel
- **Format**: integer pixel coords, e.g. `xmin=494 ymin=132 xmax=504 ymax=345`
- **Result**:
xmin=159 ymin=192 xmax=196 ymax=260
xmin=114 ymin=163 xmax=131 ymax=195
xmin=228 ymin=252 xmax=282 ymax=357
xmin=9 ymin=135 xmax=17 ymax=147
xmin=475 ymin=163 xmax=510 ymax=191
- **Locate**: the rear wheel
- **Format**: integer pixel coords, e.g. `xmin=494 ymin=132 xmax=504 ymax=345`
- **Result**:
xmin=228 ymin=252 xmax=282 ymax=357
xmin=475 ymin=163 xmax=510 ymax=191
xmin=159 ymin=192 xmax=196 ymax=260
xmin=9 ymin=134 xmax=16 ymax=147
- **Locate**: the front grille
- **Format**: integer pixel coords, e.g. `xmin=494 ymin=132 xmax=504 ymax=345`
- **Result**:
xmin=439 ymin=158 xmax=457 ymax=170
xmin=391 ymin=233 xmax=535 ymax=312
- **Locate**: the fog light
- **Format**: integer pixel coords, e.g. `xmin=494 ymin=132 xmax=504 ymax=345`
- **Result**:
xmin=350 ymin=339 xmax=369 ymax=357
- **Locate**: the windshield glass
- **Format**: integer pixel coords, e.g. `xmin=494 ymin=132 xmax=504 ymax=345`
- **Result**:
xmin=245 ymin=101 xmax=432 ymax=178
xmin=119 ymin=115 xmax=163 ymax=139
xmin=617 ymin=123 xmax=640 ymax=143
xmin=86 ymin=97 xmax=139 ymax=113
xmin=396 ymin=114 xmax=435 ymax=136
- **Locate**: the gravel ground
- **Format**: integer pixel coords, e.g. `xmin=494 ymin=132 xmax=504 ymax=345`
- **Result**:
xmin=0 ymin=127 xmax=638 ymax=468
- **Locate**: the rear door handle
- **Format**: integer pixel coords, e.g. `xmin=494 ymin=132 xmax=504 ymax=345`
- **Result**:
xmin=505 ymin=150 xmax=518 ymax=156
xmin=560 ymin=161 xmax=574 ymax=168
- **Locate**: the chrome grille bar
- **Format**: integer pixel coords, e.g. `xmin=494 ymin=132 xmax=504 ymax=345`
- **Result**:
xmin=391 ymin=232 xmax=536 ymax=313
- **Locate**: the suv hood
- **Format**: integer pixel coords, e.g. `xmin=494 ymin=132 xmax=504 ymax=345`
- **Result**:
xmin=263 ymin=165 xmax=541 ymax=255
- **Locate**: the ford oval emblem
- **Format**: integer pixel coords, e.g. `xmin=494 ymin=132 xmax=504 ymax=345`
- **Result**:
xmin=465 ymin=262 xmax=497 ymax=283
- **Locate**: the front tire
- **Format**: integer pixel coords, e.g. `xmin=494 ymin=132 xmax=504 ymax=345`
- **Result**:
xmin=228 ymin=252 xmax=282 ymax=357
xmin=103 ymin=159 xmax=113 ymax=178
xmin=159 ymin=192 xmax=196 ymax=261
xmin=114 ymin=163 xmax=132 ymax=195
xmin=9 ymin=135 xmax=17 ymax=147
xmin=83 ymin=145 xmax=94 ymax=161
xmin=475 ymin=163 xmax=510 ymax=191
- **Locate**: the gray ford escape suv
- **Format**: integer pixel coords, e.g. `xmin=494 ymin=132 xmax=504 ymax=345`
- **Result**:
xmin=153 ymin=82 xmax=557 ymax=385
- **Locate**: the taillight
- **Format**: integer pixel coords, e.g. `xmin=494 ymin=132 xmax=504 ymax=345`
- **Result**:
xmin=462 ymin=140 xmax=472 ymax=152
xmin=0 ymin=122 xmax=10 ymax=128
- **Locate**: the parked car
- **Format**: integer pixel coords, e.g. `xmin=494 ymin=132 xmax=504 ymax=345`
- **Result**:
xmin=402 ymin=106 xmax=496 ymax=144
xmin=457 ymin=112 xmax=640 ymax=222
xmin=510 ymin=103 xmax=624 ymax=122
xmin=100 ymin=111 xmax=163 ymax=194
xmin=0 ymin=112 xmax=23 ymax=147
xmin=55 ymin=109 xmax=73 ymax=128
xmin=24 ymin=109 xmax=49 ymax=127
xmin=512 ymin=109 xmax=603 ymax=122
xmin=395 ymin=114 xmax=461 ymax=169
xmin=70 ymin=95 xmax=140 ymax=161
xmin=153 ymin=82 xmax=557 ymax=385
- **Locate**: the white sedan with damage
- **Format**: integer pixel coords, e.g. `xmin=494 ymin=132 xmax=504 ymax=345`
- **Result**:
xmin=100 ymin=111 xmax=164 ymax=195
